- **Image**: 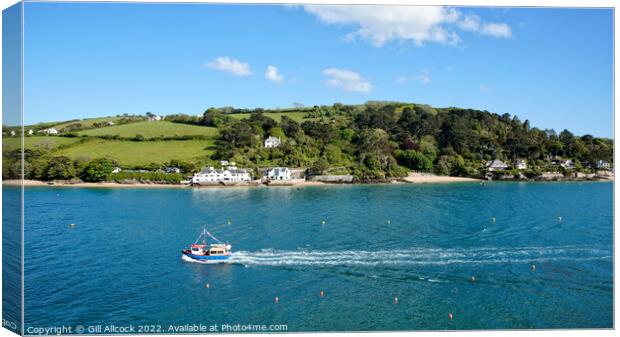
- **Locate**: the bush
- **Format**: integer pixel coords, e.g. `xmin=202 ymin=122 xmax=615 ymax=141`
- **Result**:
xmin=107 ymin=172 xmax=184 ymax=184
xmin=82 ymin=158 xmax=116 ymax=182
xmin=46 ymin=156 xmax=76 ymax=180
xmin=394 ymin=149 xmax=432 ymax=172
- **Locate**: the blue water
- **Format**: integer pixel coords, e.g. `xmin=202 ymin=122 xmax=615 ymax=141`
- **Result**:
xmin=21 ymin=182 xmax=613 ymax=332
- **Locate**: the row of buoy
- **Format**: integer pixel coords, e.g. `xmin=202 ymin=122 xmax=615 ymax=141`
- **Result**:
xmin=320 ymin=220 xmax=394 ymax=225
xmin=490 ymin=216 xmax=563 ymax=223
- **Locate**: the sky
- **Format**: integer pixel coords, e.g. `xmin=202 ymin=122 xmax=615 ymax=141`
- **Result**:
xmin=19 ymin=3 xmax=614 ymax=137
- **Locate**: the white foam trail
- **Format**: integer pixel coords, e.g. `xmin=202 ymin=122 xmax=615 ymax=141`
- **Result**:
xmin=228 ymin=246 xmax=611 ymax=267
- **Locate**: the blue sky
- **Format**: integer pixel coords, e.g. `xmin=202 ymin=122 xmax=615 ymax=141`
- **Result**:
xmin=21 ymin=3 xmax=613 ymax=137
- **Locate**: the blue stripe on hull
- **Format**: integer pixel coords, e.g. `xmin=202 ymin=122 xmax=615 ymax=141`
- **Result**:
xmin=184 ymin=253 xmax=230 ymax=261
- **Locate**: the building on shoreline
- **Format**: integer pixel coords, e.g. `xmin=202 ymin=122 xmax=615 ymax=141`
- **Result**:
xmin=596 ymin=160 xmax=611 ymax=170
xmin=486 ymin=159 xmax=508 ymax=172
xmin=191 ymin=165 xmax=251 ymax=185
xmin=560 ymin=159 xmax=575 ymax=169
xmin=263 ymin=167 xmax=291 ymax=181
xmin=515 ymin=159 xmax=528 ymax=170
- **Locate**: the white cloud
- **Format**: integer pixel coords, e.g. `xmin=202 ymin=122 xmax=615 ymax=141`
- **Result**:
xmin=265 ymin=65 xmax=284 ymax=83
xmin=458 ymin=14 xmax=512 ymax=38
xmin=322 ymin=68 xmax=372 ymax=93
xmin=480 ymin=23 xmax=512 ymax=38
xmin=302 ymin=5 xmax=511 ymax=47
xmin=205 ymin=57 xmax=252 ymax=76
xmin=480 ymin=84 xmax=491 ymax=92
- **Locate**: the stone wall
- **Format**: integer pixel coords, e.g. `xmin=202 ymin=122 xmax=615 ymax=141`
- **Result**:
xmin=306 ymin=175 xmax=354 ymax=183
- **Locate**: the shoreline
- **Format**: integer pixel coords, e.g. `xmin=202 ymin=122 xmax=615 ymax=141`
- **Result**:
xmin=401 ymin=173 xmax=482 ymax=184
xmin=2 ymin=173 xmax=611 ymax=189
xmin=4 ymin=174 xmax=480 ymax=189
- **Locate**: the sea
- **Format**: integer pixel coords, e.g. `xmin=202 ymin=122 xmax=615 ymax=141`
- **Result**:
xmin=4 ymin=181 xmax=614 ymax=332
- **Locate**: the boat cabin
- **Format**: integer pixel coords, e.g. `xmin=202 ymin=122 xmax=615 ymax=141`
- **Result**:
xmin=190 ymin=244 xmax=207 ymax=255
xmin=208 ymin=243 xmax=231 ymax=256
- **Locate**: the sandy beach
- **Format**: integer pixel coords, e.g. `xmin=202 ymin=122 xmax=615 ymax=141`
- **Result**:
xmin=402 ymin=173 xmax=482 ymax=184
xmin=3 ymin=175 xmax=481 ymax=189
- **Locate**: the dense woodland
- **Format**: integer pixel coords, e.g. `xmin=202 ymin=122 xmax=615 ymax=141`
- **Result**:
xmin=195 ymin=102 xmax=613 ymax=180
xmin=2 ymin=101 xmax=614 ymax=182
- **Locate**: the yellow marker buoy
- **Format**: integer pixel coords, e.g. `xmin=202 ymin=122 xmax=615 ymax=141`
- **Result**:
xmin=274 ymin=296 xmax=279 ymax=303
xmin=448 ymin=313 xmax=453 ymax=320
xmin=320 ymin=290 xmax=324 ymax=298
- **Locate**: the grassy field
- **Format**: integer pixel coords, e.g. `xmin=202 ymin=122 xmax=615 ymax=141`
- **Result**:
xmin=2 ymin=136 xmax=83 ymax=152
xmin=54 ymin=138 xmax=216 ymax=166
xmin=77 ymin=121 xmax=218 ymax=138
xmin=49 ymin=116 xmax=128 ymax=130
xmin=227 ymin=111 xmax=314 ymax=122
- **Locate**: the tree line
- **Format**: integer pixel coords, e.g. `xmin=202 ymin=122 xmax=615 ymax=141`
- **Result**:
xmin=209 ymin=102 xmax=613 ymax=180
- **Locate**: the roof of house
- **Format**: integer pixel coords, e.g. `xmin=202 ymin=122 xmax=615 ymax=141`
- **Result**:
xmin=487 ymin=159 xmax=507 ymax=167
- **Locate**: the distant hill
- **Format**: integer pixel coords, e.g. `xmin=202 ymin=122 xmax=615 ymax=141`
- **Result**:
xmin=2 ymin=102 xmax=613 ymax=182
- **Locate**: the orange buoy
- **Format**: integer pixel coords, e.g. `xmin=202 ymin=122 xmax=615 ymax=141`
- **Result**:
xmin=320 ymin=290 xmax=324 ymax=298
xmin=448 ymin=313 xmax=453 ymax=320
xmin=275 ymin=296 xmax=279 ymax=303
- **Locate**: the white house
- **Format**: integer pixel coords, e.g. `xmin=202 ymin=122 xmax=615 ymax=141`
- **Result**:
xmin=515 ymin=159 xmax=528 ymax=170
xmin=27 ymin=129 xmax=33 ymax=135
xmin=596 ymin=160 xmax=611 ymax=170
xmin=560 ymin=159 xmax=575 ymax=169
xmin=111 ymin=167 xmax=122 ymax=174
xmin=264 ymin=167 xmax=291 ymax=181
xmin=486 ymin=159 xmax=508 ymax=172
xmin=264 ymin=136 xmax=281 ymax=148
xmin=148 ymin=115 xmax=162 ymax=121
xmin=107 ymin=121 xmax=115 ymax=126
xmin=191 ymin=166 xmax=251 ymax=184
xmin=9 ymin=130 xmax=15 ymax=136
xmin=39 ymin=127 xmax=59 ymax=135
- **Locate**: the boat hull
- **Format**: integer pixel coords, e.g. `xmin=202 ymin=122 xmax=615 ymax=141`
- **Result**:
xmin=181 ymin=250 xmax=231 ymax=263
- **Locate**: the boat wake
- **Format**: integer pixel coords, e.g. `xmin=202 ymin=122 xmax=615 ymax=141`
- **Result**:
xmin=229 ymin=245 xmax=612 ymax=267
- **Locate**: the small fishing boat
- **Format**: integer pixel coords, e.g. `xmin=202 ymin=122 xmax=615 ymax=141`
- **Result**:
xmin=182 ymin=227 xmax=232 ymax=263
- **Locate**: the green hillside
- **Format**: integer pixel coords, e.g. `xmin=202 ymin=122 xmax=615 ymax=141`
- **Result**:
xmin=54 ymin=138 xmax=215 ymax=166
xmin=53 ymin=116 xmax=124 ymax=130
xmin=77 ymin=121 xmax=218 ymax=139
xmin=2 ymin=136 xmax=82 ymax=152
xmin=3 ymin=102 xmax=613 ymax=183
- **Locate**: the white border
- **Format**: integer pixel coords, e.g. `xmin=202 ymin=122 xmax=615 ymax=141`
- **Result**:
xmin=0 ymin=1 xmax=616 ymax=337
